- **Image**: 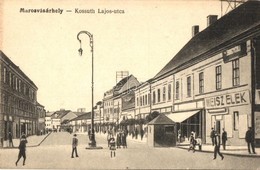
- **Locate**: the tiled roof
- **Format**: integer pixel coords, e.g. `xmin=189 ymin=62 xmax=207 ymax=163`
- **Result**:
xmin=70 ymin=112 xmax=91 ymax=121
xmin=154 ymin=1 xmax=260 ymax=79
xmin=113 ymin=75 xmax=132 ymax=92
xmin=51 ymin=110 xmax=71 ymax=119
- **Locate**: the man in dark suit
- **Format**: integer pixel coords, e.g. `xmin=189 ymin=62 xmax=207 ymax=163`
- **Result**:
xmin=213 ymin=132 xmax=224 ymax=160
xmin=71 ymin=134 xmax=79 ymax=158
xmin=221 ymin=128 xmax=227 ymax=150
xmin=245 ymin=127 xmax=256 ymax=154
xmin=15 ymin=135 xmax=27 ymax=166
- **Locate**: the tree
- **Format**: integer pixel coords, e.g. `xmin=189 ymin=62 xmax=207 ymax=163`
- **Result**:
xmin=145 ymin=111 xmax=160 ymax=123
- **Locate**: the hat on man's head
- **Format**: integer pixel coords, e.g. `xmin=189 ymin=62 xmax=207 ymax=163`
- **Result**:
xmin=74 ymin=134 xmax=77 ymax=137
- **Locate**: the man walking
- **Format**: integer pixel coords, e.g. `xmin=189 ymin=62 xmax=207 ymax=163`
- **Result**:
xmin=8 ymin=132 xmax=14 ymax=147
xmin=213 ymin=132 xmax=224 ymax=160
xmin=15 ymin=135 xmax=27 ymax=166
xmin=245 ymin=127 xmax=256 ymax=154
xmin=71 ymin=134 xmax=79 ymax=158
xmin=221 ymin=128 xmax=227 ymax=150
xmin=210 ymin=128 xmax=215 ymax=146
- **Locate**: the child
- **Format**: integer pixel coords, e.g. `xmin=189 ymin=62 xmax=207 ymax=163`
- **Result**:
xmin=109 ymin=136 xmax=116 ymax=158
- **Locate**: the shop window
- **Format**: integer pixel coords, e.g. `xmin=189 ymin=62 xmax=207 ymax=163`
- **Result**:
xmin=216 ymin=65 xmax=222 ymax=90
xmin=232 ymin=59 xmax=240 ymax=86
xmin=199 ymin=72 xmax=204 ymax=94
xmin=233 ymin=111 xmax=239 ymax=131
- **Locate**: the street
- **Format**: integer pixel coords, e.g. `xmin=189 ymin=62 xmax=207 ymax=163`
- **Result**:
xmin=0 ymin=132 xmax=259 ymax=169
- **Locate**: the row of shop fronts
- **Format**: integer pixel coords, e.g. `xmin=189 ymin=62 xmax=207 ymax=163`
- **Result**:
xmin=97 ymin=1 xmax=260 ymax=147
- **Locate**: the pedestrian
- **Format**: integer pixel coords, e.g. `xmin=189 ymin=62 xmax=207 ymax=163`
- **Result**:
xmin=140 ymin=129 xmax=144 ymax=140
xmin=8 ymin=132 xmax=14 ymax=147
xmin=116 ymin=132 xmax=121 ymax=148
xmin=178 ymin=129 xmax=181 ymax=143
xmin=196 ymin=136 xmax=202 ymax=151
xmin=245 ymin=127 xmax=256 ymax=154
xmin=213 ymin=132 xmax=224 ymax=160
xmin=107 ymin=132 xmax=111 ymax=147
xmin=15 ymin=135 xmax=27 ymax=166
xmin=122 ymin=131 xmax=127 ymax=148
xmin=188 ymin=133 xmax=196 ymax=153
xmin=109 ymin=136 xmax=116 ymax=158
xmin=221 ymin=128 xmax=227 ymax=150
xmin=71 ymin=134 xmax=79 ymax=158
xmin=210 ymin=128 xmax=215 ymax=146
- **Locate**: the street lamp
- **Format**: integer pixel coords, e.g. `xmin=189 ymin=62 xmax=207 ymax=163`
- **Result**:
xmin=77 ymin=30 xmax=100 ymax=149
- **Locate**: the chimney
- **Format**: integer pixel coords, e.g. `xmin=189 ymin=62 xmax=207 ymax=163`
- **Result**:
xmin=192 ymin=25 xmax=199 ymax=37
xmin=207 ymin=15 xmax=218 ymax=26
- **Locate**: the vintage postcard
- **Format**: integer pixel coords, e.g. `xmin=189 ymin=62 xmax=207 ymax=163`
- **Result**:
xmin=0 ymin=0 xmax=260 ymax=169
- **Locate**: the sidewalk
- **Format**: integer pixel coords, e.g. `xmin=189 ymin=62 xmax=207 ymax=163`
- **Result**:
xmin=2 ymin=133 xmax=51 ymax=149
xmin=177 ymin=143 xmax=260 ymax=158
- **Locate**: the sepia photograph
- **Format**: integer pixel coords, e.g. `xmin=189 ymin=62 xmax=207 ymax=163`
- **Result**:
xmin=0 ymin=0 xmax=260 ymax=169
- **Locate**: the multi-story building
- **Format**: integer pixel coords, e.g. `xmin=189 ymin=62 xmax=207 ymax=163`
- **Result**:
xmin=103 ymin=89 xmax=114 ymax=124
xmin=0 ymin=51 xmax=38 ymax=147
xmin=153 ymin=1 xmax=260 ymax=145
xmin=45 ymin=111 xmax=54 ymax=132
xmin=135 ymin=80 xmax=152 ymax=119
xmin=36 ymin=102 xmax=46 ymax=135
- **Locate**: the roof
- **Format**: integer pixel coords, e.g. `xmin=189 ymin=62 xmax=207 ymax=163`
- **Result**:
xmin=148 ymin=113 xmax=175 ymax=125
xmin=70 ymin=112 xmax=91 ymax=121
xmin=46 ymin=112 xmax=55 ymax=117
xmin=113 ymin=75 xmax=132 ymax=92
xmin=0 ymin=51 xmax=38 ymax=89
xmin=154 ymin=1 xmax=260 ymax=79
xmin=51 ymin=110 xmax=71 ymax=119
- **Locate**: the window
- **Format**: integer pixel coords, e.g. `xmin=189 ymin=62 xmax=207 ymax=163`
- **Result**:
xmin=143 ymin=96 xmax=145 ymax=105
xmin=176 ymin=81 xmax=180 ymax=100
xmin=153 ymin=91 xmax=156 ymax=104
xmin=233 ymin=111 xmax=239 ymax=131
xmin=16 ymin=78 xmax=18 ymax=90
xmin=9 ymin=72 xmax=12 ymax=86
xmin=232 ymin=59 xmax=240 ymax=86
xmin=3 ymin=67 xmax=6 ymax=83
xmin=136 ymin=97 xmax=139 ymax=106
xmin=140 ymin=96 xmax=143 ymax=106
xmin=168 ymin=84 xmax=171 ymax=100
xmin=18 ymin=80 xmax=21 ymax=92
xmin=187 ymin=76 xmax=191 ymax=97
xmin=216 ymin=65 xmax=222 ymax=90
xmin=199 ymin=72 xmax=204 ymax=94
xmin=145 ymin=95 xmax=147 ymax=105
xmin=157 ymin=89 xmax=161 ymax=103
xmin=163 ymin=86 xmax=166 ymax=101
xmin=148 ymin=94 xmax=151 ymax=105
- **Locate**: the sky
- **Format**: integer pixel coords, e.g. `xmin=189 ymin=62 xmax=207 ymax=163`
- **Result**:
xmin=1 ymin=0 xmax=230 ymax=112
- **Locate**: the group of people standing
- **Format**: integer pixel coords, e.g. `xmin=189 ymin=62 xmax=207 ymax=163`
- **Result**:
xmin=107 ymin=130 xmax=128 ymax=149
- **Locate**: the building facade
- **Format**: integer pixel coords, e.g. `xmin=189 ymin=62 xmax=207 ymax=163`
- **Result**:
xmin=153 ymin=1 xmax=260 ymax=145
xmin=0 ymin=51 xmax=38 ymax=147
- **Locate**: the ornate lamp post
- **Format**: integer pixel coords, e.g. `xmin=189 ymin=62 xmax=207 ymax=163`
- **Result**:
xmin=77 ymin=30 xmax=99 ymax=148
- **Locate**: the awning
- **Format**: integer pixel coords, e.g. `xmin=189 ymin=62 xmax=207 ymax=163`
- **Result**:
xmin=166 ymin=110 xmax=200 ymax=123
